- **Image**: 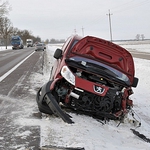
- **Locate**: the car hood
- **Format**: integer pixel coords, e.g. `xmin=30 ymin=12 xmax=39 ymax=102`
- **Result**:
xmin=68 ymin=36 xmax=135 ymax=84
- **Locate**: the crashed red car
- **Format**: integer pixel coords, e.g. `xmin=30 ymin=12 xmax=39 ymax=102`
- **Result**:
xmin=36 ymin=35 xmax=138 ymax=123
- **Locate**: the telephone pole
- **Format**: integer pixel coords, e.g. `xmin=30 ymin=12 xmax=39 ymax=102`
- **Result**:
xmin=107 ymin=9 xmax=113 ymax=42
xmin=81 ymin=26 xmax=84 ymax=37
xmin=74 ymin=28 xmax=77 ymax=34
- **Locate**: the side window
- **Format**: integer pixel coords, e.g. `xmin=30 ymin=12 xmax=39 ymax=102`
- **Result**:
xmin=70 ymin=40 xmax=78 ymax=49
xmin=61 ymin=36 xmax=72 ymax=52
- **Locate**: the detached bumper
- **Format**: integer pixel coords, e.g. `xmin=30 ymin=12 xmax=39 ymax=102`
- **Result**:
xmin=36 ymin=81 xmax=74 ymax=124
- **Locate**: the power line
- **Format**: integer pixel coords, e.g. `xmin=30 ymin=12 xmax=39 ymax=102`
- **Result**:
xmin=112 ymin=0 xmax=150 ymax=14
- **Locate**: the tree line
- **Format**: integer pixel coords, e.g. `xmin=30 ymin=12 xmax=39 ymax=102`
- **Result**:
xmin=0 ymin=0 xmax=42 ymax=49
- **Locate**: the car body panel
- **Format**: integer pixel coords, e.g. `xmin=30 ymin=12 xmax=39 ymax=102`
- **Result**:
xmin=36 ymin=35 xmax=138 ymax=123
xmin=75 ymin=76 xmax=109 ymax=96
xmin=68 ymin=36 xmax=134 ymax=84
xmin=51 ymin=35 xmax=82 ymax=80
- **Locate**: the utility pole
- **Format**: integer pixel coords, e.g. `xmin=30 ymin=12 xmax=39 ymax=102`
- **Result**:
xmin=81 ymin=27 xmax=84 ymax=37
xmin=74 ymin=28 xmax=77 ymax=34
xmin=106 ymin=9 xmax=113 ymax=42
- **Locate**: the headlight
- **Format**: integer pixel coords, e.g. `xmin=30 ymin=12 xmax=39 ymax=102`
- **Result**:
xmin=61 ymin=66 xmax=75 ymax=85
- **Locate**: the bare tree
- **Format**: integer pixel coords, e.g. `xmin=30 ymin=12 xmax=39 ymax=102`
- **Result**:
xmin=0 ymin=17 xmax=13 ymax=48
xmin=135 ymin=34 xmax=140 ymax=41
xmin=0 ymin=0 xmax=11 ymax=17
xmin=21 ymin=30 xmax=33 ymax=44
xmin=10 ymin=27 xmax=20 ymax=36
xmin=45 ymin=39 xmax=49 ymax=44
xmin=0 ymin=1 xmax=43 ymax=47
xmin=0 ymin=0 xmax=11 ymax=45
xmin=34 ymin=36 xmax=41 ymax=43
xmin=10 ymin=27 xmax=41 ymax=45
xmin=141 ymin=34 xmax=145 ymax=41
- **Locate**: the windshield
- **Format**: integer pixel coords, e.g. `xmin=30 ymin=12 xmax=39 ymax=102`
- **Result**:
xmin=36 ymin=44 xmax=42 ymax=46
xmin=67 ymin=56 xmax=130 ymax=85
xmin=11 ymin=39 xmax=20 ymax=42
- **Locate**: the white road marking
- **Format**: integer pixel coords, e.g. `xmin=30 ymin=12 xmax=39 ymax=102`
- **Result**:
xmin=0 ymin=51 xmax=35 ymax=82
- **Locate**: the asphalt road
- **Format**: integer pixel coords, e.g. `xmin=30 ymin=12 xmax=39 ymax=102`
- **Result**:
xmin=0 ymin=47 xmax=45 ymax=150
xmin=0 ymin=47 xmax=149 ymax=150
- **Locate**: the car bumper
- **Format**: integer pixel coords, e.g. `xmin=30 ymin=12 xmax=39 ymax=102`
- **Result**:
xmin=36 ymin=81 xmax=74 ymax=123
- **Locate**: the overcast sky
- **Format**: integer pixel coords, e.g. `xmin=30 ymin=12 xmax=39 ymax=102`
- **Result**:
xmin=7 ymin=0 xmax=150 ymax=41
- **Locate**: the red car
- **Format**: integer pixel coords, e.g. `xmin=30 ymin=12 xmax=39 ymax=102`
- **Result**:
xmin=36 ymin=35 xmax=138 ymax=123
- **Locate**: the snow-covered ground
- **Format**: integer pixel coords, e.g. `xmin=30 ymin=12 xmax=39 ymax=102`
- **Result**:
xmin=120 ymin=43 xmax=150 ymax=53
xmin=1 ymin=43 xmax=150 ymax=149
xmin=0 ymin=46 xmax=12 ymax=51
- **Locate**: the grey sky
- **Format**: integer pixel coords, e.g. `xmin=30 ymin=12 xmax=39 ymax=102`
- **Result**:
xmin=8 ymin=0 xmax=150 ymax=41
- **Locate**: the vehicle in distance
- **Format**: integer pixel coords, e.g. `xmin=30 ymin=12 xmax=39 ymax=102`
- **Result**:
xmin=35 ymin=43 xmax=45 ymax=51
xmin=43 ymin=43 xmax=46 ymax=49
xmin=11 ymin=35 xmax=24 ymax=50
xmin=26 ymin=39 xmax=33 ymax=47
xmin=36 ymin=35 xmax=138 ymax=124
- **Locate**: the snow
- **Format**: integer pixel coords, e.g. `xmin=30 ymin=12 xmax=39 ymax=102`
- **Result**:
xmin=0 ymin=46 xmax=12 ymax=50
xmin=120 ymin=43 xmax=150 ymax=53
xmin=1 ymin=43 xmax=150 ymax=149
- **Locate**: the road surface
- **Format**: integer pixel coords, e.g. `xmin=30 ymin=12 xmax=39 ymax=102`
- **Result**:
xmin=0 ymin=47 xmax=44 ymax=150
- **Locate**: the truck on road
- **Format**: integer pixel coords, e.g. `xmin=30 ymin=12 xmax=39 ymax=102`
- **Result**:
xmin=11 ymin=36 xmax=24 ymax=50
xmin=26 ymin=39 xmax=33 ymax=47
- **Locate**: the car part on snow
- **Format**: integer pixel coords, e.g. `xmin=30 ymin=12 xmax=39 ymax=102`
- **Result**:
xmin=40 ymin=146 xmax=85 ymax=150
xmin=130 ymin=129 xmax=150 ymax=143
xmin=116 ymin=109 xmax=141 ymax=127
xmin=36 ymin=35 xmax=139 ymax=124
xmin=36 ymin=81 xmax=53 ymax=115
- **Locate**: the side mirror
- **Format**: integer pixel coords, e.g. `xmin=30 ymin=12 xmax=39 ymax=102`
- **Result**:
xmin=53 ymin=48 xmax=62 ymax=59
xmin=132 ymin=77 xmax=139 ymax=88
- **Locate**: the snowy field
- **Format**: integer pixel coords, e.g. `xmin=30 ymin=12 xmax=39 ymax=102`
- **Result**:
xmin=1 ymin=42 xmax=150 ymax=150
xmin=120 ymin=43 xmax=150 ymax=53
